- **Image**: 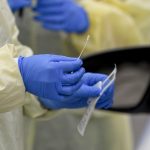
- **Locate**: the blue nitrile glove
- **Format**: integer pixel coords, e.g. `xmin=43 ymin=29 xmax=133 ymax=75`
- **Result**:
xmin=33 ymin=0 xmax=89 ymax=33
xmin=39 ymin=73 xmax=114 ymax=109
xmin=18 ymin=54 xmax=85 ymax=101
xmin=7 ymin=0 xmax=31 ymax=12
xmin=81 ymin=73 xmax=114 ymax=109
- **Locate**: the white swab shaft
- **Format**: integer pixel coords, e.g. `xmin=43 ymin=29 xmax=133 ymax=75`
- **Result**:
xmin=77 ymin=35 xmax=90 ymax=60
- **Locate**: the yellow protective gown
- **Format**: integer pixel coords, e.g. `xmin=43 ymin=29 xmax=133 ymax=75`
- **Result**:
xmin=0 ymin=1 xmax=54 ymax=150
xmin=65 ymin=0 xmax=150 ymax=56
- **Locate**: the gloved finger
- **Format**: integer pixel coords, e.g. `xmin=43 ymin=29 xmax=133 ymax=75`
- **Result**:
xmin=96 ymin=85 xmax=114 ymax=108
xmin=78 ymin=85 xmax=101 ymax=98
xmin=19 ymin=1 xmax=31 ymax=6
xmin=33 ymin=5 xmax=64 ymax=14
xmin=63 ymin=85 xmax=100 ymax=103
xmin=11 ymin=1 xmax=31 ymax=10
xmin=8 ymin=0 xmax=30 ymax=6
xmin=83 ymin=73 xmax=107 ymax=86
xmin=60 ymin=59 xmax=83 ymax=73
xmin=101 ymin=83 xmax=115 ymax=101
xmin=54 ymin=85 xmax=100 ymax=107
xmin=58 ymin=79 xmax=83 ymax=97
xmin=36 ymin=0 xmax=64 ymax=7
xmin=34 ymin=15 xmax=66 ymax=23
xmin=90 ymin=74 xmax=107 ymax=85
xmin=65 ymin=85 xmax=101 ymax=103
xmin=62 ymin=68 xmax=85 ymax=85
xmin=49 ymin=55 xmax=77 ymax=62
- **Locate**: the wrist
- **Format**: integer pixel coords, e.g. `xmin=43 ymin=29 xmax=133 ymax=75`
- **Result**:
xmin=18 ymin=56 xmax=26 ymax=86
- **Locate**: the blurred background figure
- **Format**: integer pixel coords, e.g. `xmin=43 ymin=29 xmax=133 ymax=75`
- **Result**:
xmin=8 ymin=0 xmax=150 ymax=150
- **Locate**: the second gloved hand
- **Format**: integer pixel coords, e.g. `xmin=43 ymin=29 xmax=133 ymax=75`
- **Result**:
xmin=18 ymin=54 xmax=85 ymax=101
xmin=39 ymin=73 xmax=114 ymax=109
xmin=34 ymin=0 xmax=89 ymax=33
xmin=7 ymin=0 xmax=31 ymax=12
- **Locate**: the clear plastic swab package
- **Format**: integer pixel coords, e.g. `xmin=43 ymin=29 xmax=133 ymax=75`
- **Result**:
xmin=77 ymin=66 xmax=117 ymax=136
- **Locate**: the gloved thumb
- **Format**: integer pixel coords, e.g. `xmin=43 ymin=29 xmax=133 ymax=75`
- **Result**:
xmin=76 ymin=85 xmax=101 ymax=98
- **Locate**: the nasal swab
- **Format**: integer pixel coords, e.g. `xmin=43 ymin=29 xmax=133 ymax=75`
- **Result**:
xmin=77 ymin=35 xmax=90 ymax=60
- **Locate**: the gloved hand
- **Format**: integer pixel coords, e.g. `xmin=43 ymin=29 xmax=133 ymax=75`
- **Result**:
xmin=7 ymin=0 xmax=31 ymax=12
xmin=39 ymin=73 xmax=114 ymax=109
xmin=33 ymin=0 xmax=89 ymax=33
xmin=18 ymin=54 xmax=85 ymax=101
